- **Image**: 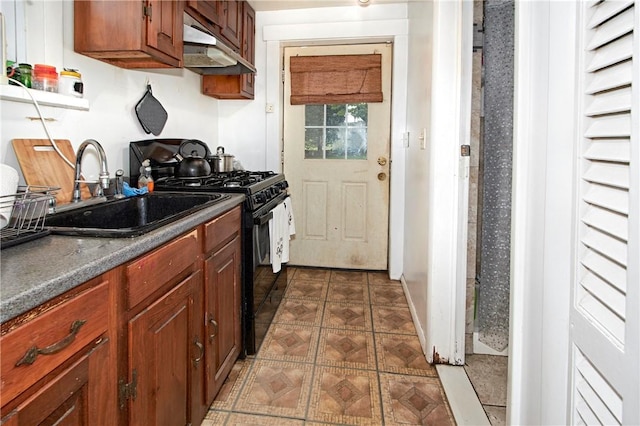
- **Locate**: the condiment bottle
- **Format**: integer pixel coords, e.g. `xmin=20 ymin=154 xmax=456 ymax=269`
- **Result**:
xmin=138 ymin=159 xmax=154 ymax=192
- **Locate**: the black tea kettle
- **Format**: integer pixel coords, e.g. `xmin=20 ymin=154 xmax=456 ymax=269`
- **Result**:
xmin=175 ymin=139 xmax=211 ymax=178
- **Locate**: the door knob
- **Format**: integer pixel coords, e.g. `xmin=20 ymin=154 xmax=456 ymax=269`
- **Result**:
xmin=377 ymin=156 xmax=387 ymax=166
xmin=378 ymin=172 xmax=387 ymax=181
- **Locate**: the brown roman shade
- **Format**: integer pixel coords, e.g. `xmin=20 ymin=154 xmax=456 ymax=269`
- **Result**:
xmin=289 ymin=54 xmax=383 ymax=105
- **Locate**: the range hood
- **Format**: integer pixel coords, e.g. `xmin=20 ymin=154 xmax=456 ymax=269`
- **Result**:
xmin=183 ymin=13 xmax=256 ymax=75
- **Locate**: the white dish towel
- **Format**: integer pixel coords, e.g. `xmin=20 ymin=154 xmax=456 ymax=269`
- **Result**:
xmin=283 ymin=196 xmax=296 ymax=237
xmin=268 ymin=197 xmax=296 ymax=273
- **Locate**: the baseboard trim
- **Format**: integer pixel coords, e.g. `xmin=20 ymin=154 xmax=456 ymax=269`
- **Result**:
xmin=400 ymin=274 xmax=429 ymax=360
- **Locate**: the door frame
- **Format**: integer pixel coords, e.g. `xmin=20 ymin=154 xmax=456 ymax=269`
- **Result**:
xmin=510 ymin=1 xmax=576 ymax=423
xmin=282 ymin=43 xmax=393 ymax=270
xmin=262 ymin=20 xmax=409 ymax=280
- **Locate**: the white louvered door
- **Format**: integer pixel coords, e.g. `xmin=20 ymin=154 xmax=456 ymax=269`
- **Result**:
xmin=570 ymin=1 xmax=639 ymax=424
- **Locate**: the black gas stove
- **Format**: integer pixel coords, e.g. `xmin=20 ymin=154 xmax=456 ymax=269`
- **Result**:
xmin=129 ymin=138 xmax=290 ymax=356
xmin=154 ymin=171 xmax=289 ymax=213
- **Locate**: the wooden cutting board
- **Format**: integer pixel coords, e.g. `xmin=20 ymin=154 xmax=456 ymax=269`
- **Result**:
xmin=12 ymin=139 xmax=91 ymax=205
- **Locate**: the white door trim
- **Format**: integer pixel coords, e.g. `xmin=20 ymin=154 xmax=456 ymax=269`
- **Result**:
xmin=261 ymin=17 xmax=408 ymax=279
xmin=421 ymin=0 xmax=473 ymax=365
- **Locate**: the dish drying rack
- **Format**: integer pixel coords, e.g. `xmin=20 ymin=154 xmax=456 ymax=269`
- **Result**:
xmin=0 ymin=186 xmax=58 ymax=249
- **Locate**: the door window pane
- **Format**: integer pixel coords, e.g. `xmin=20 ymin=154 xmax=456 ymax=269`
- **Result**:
xmin=326 ymin=128 xmax=345 ymax=159
xmin=326 ymin=104 xmax=347 ymax=126
xmin=347 ymin=128 xmax=367 ymax=159
xmin=347 ymin=104 xmax=368 ymax=127
xmin=305 ymin=105 xmax=324 ymax=126
xmin=304 ymin=103 xmax=368 ymax=160
xmin=305 ymin=128 xmax=323 ymax=158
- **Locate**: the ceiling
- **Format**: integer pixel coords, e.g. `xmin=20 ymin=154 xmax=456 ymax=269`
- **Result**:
xmin=248 ymin=0 xmax=410 ymax=12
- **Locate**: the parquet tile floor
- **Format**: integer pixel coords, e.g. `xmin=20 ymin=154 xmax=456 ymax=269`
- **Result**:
xmin=204 ymin=267 xmax=456 ymax=425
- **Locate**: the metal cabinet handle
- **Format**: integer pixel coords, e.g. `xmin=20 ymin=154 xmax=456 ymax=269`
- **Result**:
xmin=15 ymin=320 xmax=87 ymax=367
xmin=209 ymin=318 xmax=219 ymax=342
xmin=193 ymin=339 xmax=204 ymax=366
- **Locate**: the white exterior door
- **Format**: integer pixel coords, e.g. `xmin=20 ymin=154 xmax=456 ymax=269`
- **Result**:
xmin=569 ymin=1 xmax=639 ymax=424
xmin=283 ymin=43 xmax=392 ymax=270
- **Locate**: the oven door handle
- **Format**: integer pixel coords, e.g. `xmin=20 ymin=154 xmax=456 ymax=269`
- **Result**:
xmin=255 ymin=211 xmax=273 ymax=225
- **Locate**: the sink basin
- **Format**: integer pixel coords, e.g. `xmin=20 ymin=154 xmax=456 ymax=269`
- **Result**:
xmin=46 ymin=192 xmax=230 ymax=237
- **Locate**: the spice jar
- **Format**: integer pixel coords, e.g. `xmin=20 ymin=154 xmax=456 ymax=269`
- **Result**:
xmin=32 ymin=64 xmax=58 ymax=92
xmin=59 ymin=69 xmax=83 ymax=98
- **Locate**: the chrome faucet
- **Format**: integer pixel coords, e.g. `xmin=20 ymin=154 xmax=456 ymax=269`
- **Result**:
xmin=71 ymin=139 xmax=110 ymax=203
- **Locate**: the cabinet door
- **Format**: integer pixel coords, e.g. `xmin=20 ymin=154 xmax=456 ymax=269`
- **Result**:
xmin=220 ymin=0 xmax=242 ymax=50
xmin=75 ymin=0 xmax=182 ymax=68
xmin=1 ymin=339 xmax=112 ymax=426
xmin=187 ymin=0 xmax=224 ymax=27
xmin=145 ymin=0 xmax=183 ymax=62
xmin=127 ymin=272 xmax=202 ymax=426
xmin=204 ymin=235 xmax=242 ymax=403
xmin=240 ymin=1 xmax=256 ymax=97
xmin=200 ymin=1 xmax=255 ymax=100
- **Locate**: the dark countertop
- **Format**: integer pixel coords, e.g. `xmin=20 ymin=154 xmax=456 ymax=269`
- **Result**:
xmin=0 ymin=194 xmax=245 ymax=323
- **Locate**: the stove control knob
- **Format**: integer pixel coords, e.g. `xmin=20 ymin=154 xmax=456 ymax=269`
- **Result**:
xmin=255 ymin=193 xmax=267 ymax=204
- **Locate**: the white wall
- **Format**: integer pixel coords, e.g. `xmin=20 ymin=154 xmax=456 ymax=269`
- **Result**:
xmin=402 ymin=0 xmax=433 ymax=356
xmin=236 ymin=2 xmax=409 ymax=278
xmin=1 ymin=1 xmax=220 ymax=185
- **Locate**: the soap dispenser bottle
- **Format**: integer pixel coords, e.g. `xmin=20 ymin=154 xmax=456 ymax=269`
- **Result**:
xmin=138 ymin=159 xmax=154 ymax=192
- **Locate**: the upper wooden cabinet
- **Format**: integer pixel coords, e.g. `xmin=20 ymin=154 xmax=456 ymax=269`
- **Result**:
xmin=186 ymin=0 xmax=224 ymax=27
xmin=202 ymin=1 xmax=256 ymax=99
xmin=74 ymin=0 xmax=183 ymax=68
xmin=220 ymin=0 xmax=243 ymax=51
xmin=185 ymin=0 xmax=243 ymax=52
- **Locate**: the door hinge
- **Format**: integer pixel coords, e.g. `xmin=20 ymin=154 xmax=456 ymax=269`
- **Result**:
xmin=281 ymin=69 xmax=285 ymax=84
xmin=119 ymin=369 xmax=138 ymax=409
xmin=143 ymin=4 xmax=152 ymax=18
xmin=461 ymin=145 xmax=471 ymax=157
xmin=473 ymin=23 xmax=483 ymax=51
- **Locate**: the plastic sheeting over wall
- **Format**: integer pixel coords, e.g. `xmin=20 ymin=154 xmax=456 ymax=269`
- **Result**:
xmin=477 ymin=0 xmax=514 ymax=352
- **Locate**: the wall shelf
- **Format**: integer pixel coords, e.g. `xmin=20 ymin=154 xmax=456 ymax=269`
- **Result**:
xmin=0 ymin=83 xmax=89 ymax=111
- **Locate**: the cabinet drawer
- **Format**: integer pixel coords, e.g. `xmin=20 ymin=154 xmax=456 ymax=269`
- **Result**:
xmin=204 ymin=206 xmax=241 ymax=254
xmin=1 ymin=280 xmax=109 ymax=404
xmin=126 ymin=230 xmax=199 ymax=309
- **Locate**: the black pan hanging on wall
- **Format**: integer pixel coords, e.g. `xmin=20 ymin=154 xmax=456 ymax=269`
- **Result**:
xmin=135 ymin=83 xmax=168 ymax=136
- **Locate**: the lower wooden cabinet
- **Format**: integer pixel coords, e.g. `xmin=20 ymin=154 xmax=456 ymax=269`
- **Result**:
xmin=1 ymin=206 xmax=243 ymax=426
xmin=2 ymin=338 xmax=111 ymax=426
xmin=1 ymin=272 xmax=118 ymax=425
xmin=127 ymin=271 xmax=202 ymax=426
xmin=203 ymin=214 xmax=242 ymax=403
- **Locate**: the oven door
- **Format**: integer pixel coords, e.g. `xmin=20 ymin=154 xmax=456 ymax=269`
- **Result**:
xmin=244 ymin=194 xmax=288 ymax=354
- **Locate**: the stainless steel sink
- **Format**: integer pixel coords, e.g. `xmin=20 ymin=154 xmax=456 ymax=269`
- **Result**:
xmin=46 ymin=192 xmax=229 ymax=237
